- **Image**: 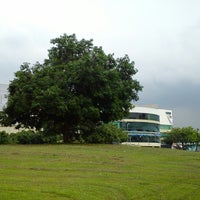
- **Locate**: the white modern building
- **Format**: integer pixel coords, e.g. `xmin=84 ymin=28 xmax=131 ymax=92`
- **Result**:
xmin=116 ymin=106 xmax=173 ymax=147
xmin=127 ymin=106 xmax=173 ymax=133
xmin=0 ymin=84 xmax=17 ymax=133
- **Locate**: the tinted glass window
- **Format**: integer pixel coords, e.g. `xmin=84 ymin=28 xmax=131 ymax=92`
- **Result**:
xmin=126 ymin=112 xmax=159 ymax=121
xmin=130 ymin=135 xmax=160 ymax=143
xmin=120 ymin=122 xmax=159 ymax=132
xmin=160 ymin=125 xmax=172 ymax=130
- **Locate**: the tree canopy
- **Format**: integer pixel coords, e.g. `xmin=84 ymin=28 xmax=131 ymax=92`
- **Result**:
xmin=164 ymin=126 xmax=199 ymax=148
xmin=1 ymin=34 xmax=142 ymax=143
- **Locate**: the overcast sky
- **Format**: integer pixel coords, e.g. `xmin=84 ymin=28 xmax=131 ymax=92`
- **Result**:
xmin=1 ymin=0 xmax=200 ymax=128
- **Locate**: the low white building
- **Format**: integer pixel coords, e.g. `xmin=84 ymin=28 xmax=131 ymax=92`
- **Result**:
xmin=128 ymin=106 xmax=173 ymax=133
xmin=117 ymin=106 xmax=173 ymax=147
xmin=0 ymin=84 xmax=17 ymax=133
xmin=0 ymin=84 xmax=8 ymax=112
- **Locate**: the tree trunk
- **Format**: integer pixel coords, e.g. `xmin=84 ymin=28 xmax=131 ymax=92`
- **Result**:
xmin=62 ymin=127 xmax=75 ymax=143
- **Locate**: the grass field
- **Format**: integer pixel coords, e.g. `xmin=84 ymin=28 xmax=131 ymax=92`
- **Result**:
xmin=0 ymin=144 xmax=200 ymax=200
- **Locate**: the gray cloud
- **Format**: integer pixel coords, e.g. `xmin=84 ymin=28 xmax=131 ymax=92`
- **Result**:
xmin=137 ymin=80 xmax=200 ymax=128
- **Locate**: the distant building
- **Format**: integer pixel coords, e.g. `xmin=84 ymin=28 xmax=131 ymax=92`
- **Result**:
xmin=115 ymin=106 xmax=173 ymax=147
xmin=0 ymin=84 xmax=17 ymax=133
xmin=0 ymin=84 xmax=8 ymax=111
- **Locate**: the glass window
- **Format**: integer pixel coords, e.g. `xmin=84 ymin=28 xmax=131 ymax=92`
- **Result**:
xmin=126 ymin=112 xmax=159 ymax=122
xmin=160 ymin=125 xmax=172 ymax=130
xmin=120 ymin=122 xmax=159 ymax=132
xmin=129 ymin=134 xmax=160 ymax=143
xmin=166 ymin=112 xmax=171 ymax=115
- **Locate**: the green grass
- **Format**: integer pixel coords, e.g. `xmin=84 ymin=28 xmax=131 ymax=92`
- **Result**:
xmin=0 ymin=144 xmax=200 ymax=200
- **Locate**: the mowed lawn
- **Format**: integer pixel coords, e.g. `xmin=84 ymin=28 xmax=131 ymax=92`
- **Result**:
xmin=0 ymin=145 xmax=200 ymax=200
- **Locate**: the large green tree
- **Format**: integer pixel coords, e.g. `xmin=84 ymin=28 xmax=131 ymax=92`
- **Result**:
xmin=1 ymin=34 xmax=142 ymax=143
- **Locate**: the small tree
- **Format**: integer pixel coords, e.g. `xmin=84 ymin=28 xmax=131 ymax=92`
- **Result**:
xmin=164 ymin=126 xmax=198 ymax=148
xmin=0 ymin=131 xmax=9 ymax=144
xmin=85 ymin=123 xmax=128 ymax=144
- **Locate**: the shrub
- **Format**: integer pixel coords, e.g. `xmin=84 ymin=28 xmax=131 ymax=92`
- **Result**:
xmin=8 ymin=133 xmax=18 ymax=144
xmin=16 ymin=130 xmax=44 ymax=144
xmin=85 ymin=124 xmax=128 ymax=144
xmin=41 ymin=132 xmax=63 ymax=144
xmin=1 ymin=130 xmax=63 ymax=144
xmin=0 ymin=131 xmax=9 ymax=144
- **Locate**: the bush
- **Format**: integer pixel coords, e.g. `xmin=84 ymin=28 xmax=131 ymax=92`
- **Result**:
xmin=8 ymin=133 xmax=18 ymax=144
xmin=85 ymin=124 xmax=128 ymax=144
xmin=15 ymin=130 xmax=63 ymax=144
xmin=41 ymin=132 xmax=63 ymax=144
xmin=15 ymin=130 xmax=44 ymax=144
xmin=0 ymin=130 xmax=63 ymax=144
xmin=0 ymin=131 xmax=9 ymax=144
